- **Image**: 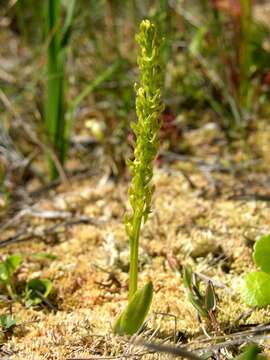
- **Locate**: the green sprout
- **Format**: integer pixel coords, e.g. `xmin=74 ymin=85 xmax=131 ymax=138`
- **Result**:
xmin=113 ymin=19 xmax=164 ymax=336
xmin=0 ymin=314 xmax=17 ymax=344
xmin=183 ymin=266 xmax=218 ymax=330
xmin=0 ymin=254 xmax=53 ymax=308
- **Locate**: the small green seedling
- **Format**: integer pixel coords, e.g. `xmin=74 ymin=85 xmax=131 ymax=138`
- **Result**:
xmin=25 ymin=278 xmax=53 ymax=307
xmin=183 ymin=266 xmax=218 ymax=330
xmin=0 ymin=255 xmax=53 ymax=308
xmin=0 ymin=314 xmax=17 ymax=331
xmin=0 ymin=255 xmax=22 ymax=298
xmin=242 ymin=234 xmax=270 ymax=307
xmin=113 ymin=19 xmax=164 ymax=336
xmin=0 ymin=314 xmax=17 ymax=343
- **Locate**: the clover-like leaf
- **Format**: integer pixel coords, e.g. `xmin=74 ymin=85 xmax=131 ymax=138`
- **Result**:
xmin=241 ymin=272 xmax=270 ymax=307
xmin=253 ymin=234 xmax=270 ymax=274
xmin=25 ymin=278 xmax=53 ymax=306
xmin=113 ymin=281 xmax=153 ymax=335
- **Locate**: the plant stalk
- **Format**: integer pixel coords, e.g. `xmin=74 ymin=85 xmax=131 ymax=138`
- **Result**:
xmin=129 ymin=215 xmax=142 ymax=301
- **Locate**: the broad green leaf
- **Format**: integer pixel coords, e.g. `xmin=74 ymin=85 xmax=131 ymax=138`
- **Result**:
xmin=113 ymin=281 xmax=153 ymax=336
xmin=25 ymin=278 xmax=53 ymax=306
xmin=0 ymin=255 xmax=22 ymax=283
xmin=5 ymin=255 xmax=22 ymax=275
xmin=253 ymin=235 xmax=270 ymax=273
xmin=241 ymin=272 xmax=270 ymax=307
xmin=234 ymin=343 xmax=265 ymax=360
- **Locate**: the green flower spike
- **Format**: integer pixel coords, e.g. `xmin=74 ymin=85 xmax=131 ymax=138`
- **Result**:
xmin=113 ymin=19 xmax=164 ymax=336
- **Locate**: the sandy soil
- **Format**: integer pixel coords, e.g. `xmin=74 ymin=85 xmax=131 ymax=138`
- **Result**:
xmin=1 ymin=135 xmax=270 ymax=359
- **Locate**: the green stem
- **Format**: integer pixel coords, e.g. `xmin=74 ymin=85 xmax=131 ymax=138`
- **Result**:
xmin=6 ymin=282 xmax=15 ymax=300
xmin=128 ymin=215 xmax=142 ymax=301
xmin=239 ymin=0 xmax=252 ymax=110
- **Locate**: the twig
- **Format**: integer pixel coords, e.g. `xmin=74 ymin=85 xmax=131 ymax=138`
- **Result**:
xmin=141 ymin=341 xmax=202 ymax=360
xmin=34 ymin=290 xmax=57 ymax=311
xmin=194 ymin=334 xmax=270 ymax=352
xmin=0 ymin=216 xmax=101 ymax=248
xmin=66 ymin=351 xmax=152 ymax=360
xmin=188 ymin=322 xmax=270 ymax=347
xmin=23 ymin=209 xmax=72 ymax=220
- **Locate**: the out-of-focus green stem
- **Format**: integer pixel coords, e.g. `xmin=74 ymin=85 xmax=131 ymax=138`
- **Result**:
xmin=239 ymin=0 xmax=252 ymax=110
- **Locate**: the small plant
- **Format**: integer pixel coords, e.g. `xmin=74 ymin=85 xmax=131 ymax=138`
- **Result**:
xmin=0 ymin=314 xmax=17 ymax=344
xmin=113 ymin=19 xmax=164 ymax=336
xmin=0 ymin=255 xmax=22 ymax=299
xmin=0 ymin=255 xmax=53 ymax=307
xmin=0 ymin=314 xmax=17 ymax=332
xmin=241 ymin=234 xmax=270 ymax=307
xmin=183 ymin=266 xmax=218 ymax=330
xmin=45 ymin=0 xmax=76 ymax=179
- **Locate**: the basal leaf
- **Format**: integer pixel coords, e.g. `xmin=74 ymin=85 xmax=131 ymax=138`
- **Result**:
xmin=241 ymin=272 xmax=270 ymax=307
xmin=253 ymin=234 xmax=270 ymax=274
xmin=113 ymin=281 xmax=153 ymax=335
xmin=5 ymin=255 xmax=22 ymax=276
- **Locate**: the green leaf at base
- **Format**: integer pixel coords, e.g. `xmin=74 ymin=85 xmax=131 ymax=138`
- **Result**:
xmin=241 ymin=271 xmax=270 ymax=307
xmin=113 ymin=281 xmax=153 ymax=336
xmin=253 ymin=234 xmax=270 ymax=274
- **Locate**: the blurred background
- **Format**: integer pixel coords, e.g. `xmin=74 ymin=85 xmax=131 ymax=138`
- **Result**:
xmin=1 ymin=0 xmax=270 ymax=210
